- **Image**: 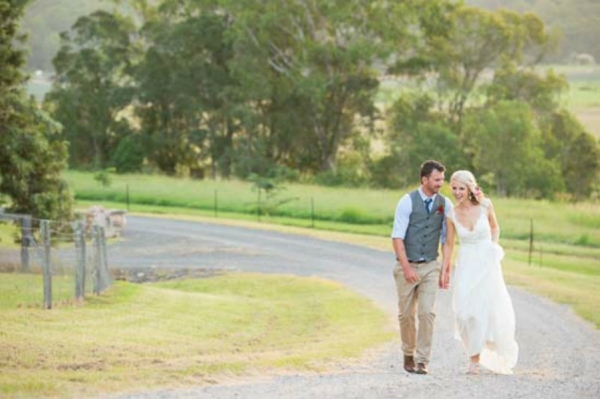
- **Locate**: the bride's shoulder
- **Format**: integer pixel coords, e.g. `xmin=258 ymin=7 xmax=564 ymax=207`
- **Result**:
xmin=480 ymin=198 xmax=493 ymax=208
xmin=445 ymin=206 xmax=456 ymax=222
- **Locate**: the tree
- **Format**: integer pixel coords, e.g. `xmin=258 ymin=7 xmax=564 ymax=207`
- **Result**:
xmin=385 ymin=92 xmax=468 ymax=187
xmin=563 ymin=133 xmax=600 ymax=200
xmin=225 ymin=0 xmax=387 ymax=174
xmin=413 ymin=5 xmax=555 ymax=134
xmin=463 ymin=101 xmax=564 ymax=197
xmin=45 ymin=10 xmax=137 ymax=169
xmin=541 ymin=110 xmax=600 ymax=200
xmin=0 ymin=0 xmax=73 ymax=220
xmin=485 ymin=64 xmax=568 ymax=115
xmin=134 ymin=3 xmax=238 ymax=176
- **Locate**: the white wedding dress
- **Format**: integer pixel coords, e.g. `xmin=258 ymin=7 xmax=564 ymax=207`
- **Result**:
xmin=449 ymin=201 xmax=519 ymax=374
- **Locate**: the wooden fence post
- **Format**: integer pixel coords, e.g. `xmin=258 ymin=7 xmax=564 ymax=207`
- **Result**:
xmin=100 ymin=226 xmax=110 ymax=291
xmin=528 ymin=219 xmax=533 ymax=267
xmin=20 ymin=215 xmax=32 ymax=272
xmin=41 ymin=220 xmax=52 ymax=309
xmin=74 ymin=221 xmax=86 ymax=304
xmin=92 ymin=225 xmax=101 ymax=295
xmin=311 ymin=197 xmax=315 ymax=228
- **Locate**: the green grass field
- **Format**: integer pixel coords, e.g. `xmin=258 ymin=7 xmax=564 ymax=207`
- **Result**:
xmin=63 ymin=171 xmax=600 ymax=328
xmin=0 ymin=273 xmax=393 ymax=398
xmin=65 ymin=171 xmax=600 ymax=247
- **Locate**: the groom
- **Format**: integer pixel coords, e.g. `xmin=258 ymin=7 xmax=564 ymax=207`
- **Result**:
xmin=391 ymin=160 xmax=453 ymax=374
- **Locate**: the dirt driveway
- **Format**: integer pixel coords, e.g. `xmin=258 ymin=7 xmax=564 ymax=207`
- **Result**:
xmin=102 ymin=216 xmax=600 ymax=399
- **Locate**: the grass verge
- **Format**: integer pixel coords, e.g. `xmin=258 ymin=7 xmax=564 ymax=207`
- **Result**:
xmin=0 ymin=272 xmax=393 ymax=398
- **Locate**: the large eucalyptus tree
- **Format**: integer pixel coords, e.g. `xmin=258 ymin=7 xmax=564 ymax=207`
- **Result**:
xmin=224 ymin=0 xmax=389 ymax=174
xmin=45 ymin=9 xmax=138 ymax=169
xmin=134 ymin=1 xmax=238 ymax=177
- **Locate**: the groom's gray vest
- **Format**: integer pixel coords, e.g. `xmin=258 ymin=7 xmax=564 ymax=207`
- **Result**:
xmin=404 ymin=190 xmax=446 ymax=262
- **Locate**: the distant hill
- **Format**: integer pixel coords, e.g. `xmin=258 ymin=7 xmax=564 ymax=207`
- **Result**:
xmin=21 ymin=0 xmax=111 ymax=72
xmin=466 ymin=0 xmax=600 ymax=63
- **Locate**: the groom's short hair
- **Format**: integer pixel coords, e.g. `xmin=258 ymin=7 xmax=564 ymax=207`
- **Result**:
xmin=420 ymin=160 xmax=446 ymax=178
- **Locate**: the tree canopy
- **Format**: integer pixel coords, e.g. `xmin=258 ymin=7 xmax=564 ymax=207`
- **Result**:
xmin=33 ymin=0 xmax=600 ymax=200
xmin=0 ymin=0 xmax=73 ymax=220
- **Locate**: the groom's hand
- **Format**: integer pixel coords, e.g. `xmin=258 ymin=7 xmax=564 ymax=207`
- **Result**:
xmin=403 ymin=266 xmax=419 ymax=284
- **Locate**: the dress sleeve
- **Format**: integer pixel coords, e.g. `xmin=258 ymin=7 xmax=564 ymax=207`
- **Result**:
xmin=446 ymin=206 xmax=455 ymax=224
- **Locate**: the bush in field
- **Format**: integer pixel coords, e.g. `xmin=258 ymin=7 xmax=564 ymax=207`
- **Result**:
xmin=111 ymin=134 xmax=145 ymax=173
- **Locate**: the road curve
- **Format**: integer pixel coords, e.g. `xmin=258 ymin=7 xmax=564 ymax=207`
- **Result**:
xmin=104 ymin=216 xmax=600 ymax=399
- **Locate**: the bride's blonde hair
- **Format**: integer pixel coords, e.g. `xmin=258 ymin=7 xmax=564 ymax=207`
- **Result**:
xmin=451 ymin=170 xmax=480 ymax=205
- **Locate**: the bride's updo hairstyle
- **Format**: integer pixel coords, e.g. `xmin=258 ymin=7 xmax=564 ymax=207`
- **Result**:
xmin=451 ymin=170 xmax=480 ymax=205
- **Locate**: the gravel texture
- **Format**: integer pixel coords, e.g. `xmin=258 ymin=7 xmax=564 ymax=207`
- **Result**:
xmin=99 ymin=216 xmax=600 ymax=399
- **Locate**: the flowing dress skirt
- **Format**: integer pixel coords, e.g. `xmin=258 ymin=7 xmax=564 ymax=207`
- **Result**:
xmin=453 ymin=241 xmax=519 ymax=374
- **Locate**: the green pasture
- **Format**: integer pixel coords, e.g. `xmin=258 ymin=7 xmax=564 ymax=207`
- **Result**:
xmin=566 ymin=80 xmax=600 ymax=108
xmin=64 ymin=171 xmax=600 ymax=328
xmin=66 ymin=171 xmax=400 ymax=226
xmin=0 ymin=273 xmax=393 ymax=398
xmin=65 ymin=171 xmax=600 ymax=248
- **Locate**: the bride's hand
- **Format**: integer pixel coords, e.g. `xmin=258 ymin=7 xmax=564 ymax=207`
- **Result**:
xmin=439 ymin=268 xmax=450 ymax=289
xmin=474 ymin=186 xmax=484 ymax=201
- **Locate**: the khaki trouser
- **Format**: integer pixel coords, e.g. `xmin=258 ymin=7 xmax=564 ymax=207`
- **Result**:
xmin=393 ymin=260 xmax=440 ymax=364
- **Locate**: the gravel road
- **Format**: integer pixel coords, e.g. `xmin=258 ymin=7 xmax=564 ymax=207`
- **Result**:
xmin=101 ymin=216 xmax=600 ymax=399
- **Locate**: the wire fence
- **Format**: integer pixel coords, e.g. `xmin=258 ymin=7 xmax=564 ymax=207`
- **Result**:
xmin=0 ymin=211 xmax=113 ymax=309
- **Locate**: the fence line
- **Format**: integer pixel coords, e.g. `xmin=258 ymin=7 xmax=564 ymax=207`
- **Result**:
xmin=0 ymin=212 xmax=112 ymax=309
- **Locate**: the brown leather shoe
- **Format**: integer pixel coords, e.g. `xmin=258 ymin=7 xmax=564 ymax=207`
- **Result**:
xmin=415 ymin=362 xmax=429 ymax=374
xmin=403 ymin=355 xmax=416 ymax=373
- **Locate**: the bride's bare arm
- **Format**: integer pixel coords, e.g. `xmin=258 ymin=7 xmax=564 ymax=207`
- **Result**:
xmin=487 ymin=200 xmax=500 ymax=243
xmin=440 ymin=218 xmax=456 ymax=289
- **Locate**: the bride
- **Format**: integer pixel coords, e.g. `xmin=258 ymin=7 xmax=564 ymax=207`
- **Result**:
xmin=444 ymin=170 xmax=519 ymax=375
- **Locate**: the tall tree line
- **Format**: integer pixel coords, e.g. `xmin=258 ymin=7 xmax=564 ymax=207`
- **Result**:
xmin=43 ymin=0 xmax=599 ymax=200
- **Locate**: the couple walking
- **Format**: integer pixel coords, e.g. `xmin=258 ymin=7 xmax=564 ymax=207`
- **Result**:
xmin=391 ymin=160 xmax=518 ymax=375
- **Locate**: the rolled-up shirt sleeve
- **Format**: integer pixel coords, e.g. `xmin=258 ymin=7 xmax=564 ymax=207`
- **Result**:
xmin=441 ymin=197 xmax=454 ymax=244
xmin=391 ymin=194 xmax=412 ymax=239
